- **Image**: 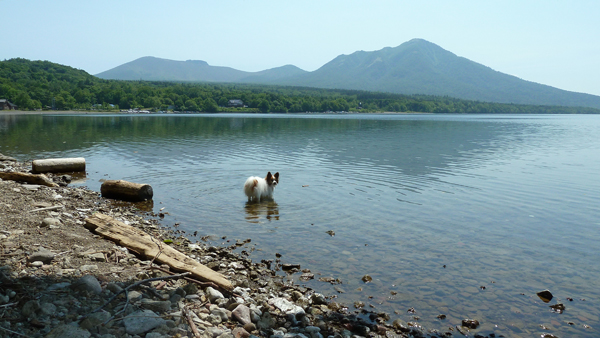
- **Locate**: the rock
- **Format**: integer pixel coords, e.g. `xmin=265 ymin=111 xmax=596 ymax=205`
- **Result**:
xmin=361 ymin=274 xmax=373 ymax=283
xmin=141 ymin=299 xmax=172 ymax=313
xmin=462 ymin=318 xmax=480 ymax=329
xmin=257 ymin=311 xmax=276 ymax=330
xmin=392 ymin=319 xmax=410 ymax=332
xmin=31 ymin=261 xmax=44 ymax=267
xmin=550 ymin=303 xmax=566 ymax=313
xmin=232 ymin=327 xmax=250 ymax=338
xmin=128 ymin=290 xmax=143 ymax=301
xmin=243 ymin=322 xmax=256 ymax=332
xmin=80 ymin=264 xmax=99 ymax=272
xmin=22 ymin=300 xmax=40 ymax=318
xmin=39 ymin=302 xmax=57 ymax=316
xmin=268 ymin=297 xmax=305 ymax=318
xmin=106 ymin=282 xmax=123 ymax=294
xmin=311 ymin=293 xmax=327 ymax=305
xmin=41 ymin=217 xmax=61 ymax=227
xmin=123 ymin=309 xmax=166 ymax=335
xmin=206 ymin=286 xmax=225 ymax=303
xmin=537 ymin=289 xmax=553 ymax=303
xmin=89 ymin=252 xmax=106 ymax=261
xmin=232 ymin=304 xmax=252 ymax=325
xmin=71 ymin=275 xmax=102 ymax=294
xmin=80 ymin=310 xmax=111 ymax=330
xmin=0 ymin=154 xmax=17 ymax=162
xmin=300 ymin=273 xmax=315 ymax=281
xmin=45 ymin=324 xmax=91 ymax=338
xmin=211 ymin=306 xmax=230 ymax=322
xmin=28 ymin=248 xmax=55 ymax=264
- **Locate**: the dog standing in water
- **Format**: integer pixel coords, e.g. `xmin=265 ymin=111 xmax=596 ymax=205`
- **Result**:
xmin=244 ymin=172 xmax=279 ymax=202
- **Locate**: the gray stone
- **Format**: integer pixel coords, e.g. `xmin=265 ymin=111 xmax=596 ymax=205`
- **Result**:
xmin=39 ymin=302 xmax=57 ymax=316
xmin=257 ymin=311 xmax=276 ymax=330
xmin=146 ymin=333 xmax=166 ymax=338
xmin=106 ymin=282 xmax=123 ymax=294
xmin=128 ymin=290 xmax=143 ymax=301
xmin=80 ymin=310 xmax=111 ymax=330
xmin=71 ymin=275 xmax=102 ymax=294
xmin=41 ymin=218 xmax=61 ymax=228
xmin=123 ymin=309 xmax=166 ymax=335
xmin=89 ymin=253 xmax=106 ymax=261
xmin=206 ymin=286 xmax=225 ymax=303
xmin=48 ymin=282 xmax=71 ymax=291
xmin=207 ymin=327 xmax=224 ymax=338
xmin=45 ymin=324 xmax=91 ymax=338
xmin=31 ymin=261 xmax=44 ymax=267
xmin=80 ymin=264 xmax=99 ymax=272
xmin=211 ymin=307 xmax=230 ymax=322
xmin=141 ymin=299 xmax=172 ymax=313
xmin=232 ymin=304 xmax=251 ymax=325
xmin=233 ymin=327 xmax=250 ymax=338
xmin=22 ymin=300 xmax=40 ymax=318
xmin=28 ymin=248 xmax=54 ymax=264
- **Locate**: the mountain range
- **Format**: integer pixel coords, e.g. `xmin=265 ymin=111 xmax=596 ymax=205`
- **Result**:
xmin=96 ymin=39 xmax=600 ymax=109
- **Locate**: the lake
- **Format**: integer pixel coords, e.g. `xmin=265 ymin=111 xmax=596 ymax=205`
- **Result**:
xmin=1 ymin=113 xmax=599 ymax=337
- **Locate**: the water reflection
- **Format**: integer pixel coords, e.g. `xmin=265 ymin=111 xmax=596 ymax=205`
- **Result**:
xmin=244 ymin=201 xmax=280 ymax=223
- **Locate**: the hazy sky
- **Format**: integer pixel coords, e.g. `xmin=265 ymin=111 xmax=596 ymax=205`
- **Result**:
xmin=3 ymin=0 xmax=599 ymax=95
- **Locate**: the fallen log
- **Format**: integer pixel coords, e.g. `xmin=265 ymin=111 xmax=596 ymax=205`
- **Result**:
xmin=32 ymin=157 xmax=86 ymax=173
xmin=84 ymin=213 xmax=232 ymax=291
xmin=0 ymin=172 xmax=58 ymax=187
xmin=100 ymin=180 xmax=153 ymax=201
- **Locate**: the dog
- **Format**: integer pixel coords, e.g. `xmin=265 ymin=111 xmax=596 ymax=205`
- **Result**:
xmin=244 ymin=172 xmax=279 ymax=202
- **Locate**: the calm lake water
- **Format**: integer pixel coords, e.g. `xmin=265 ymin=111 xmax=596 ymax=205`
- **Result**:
xmin=1 ymin=113 xmax=599 ymax=337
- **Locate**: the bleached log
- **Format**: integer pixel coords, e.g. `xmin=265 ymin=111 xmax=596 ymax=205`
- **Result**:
xmin=100 ymin=180 xmax=153 ymax=201
xmin=0 ymin=172 xmax=58 ymax=187
xmin=84 ymin=213 xmax=232 ymax=291
xmin=32 ymin=157 xmax=86 ymax=173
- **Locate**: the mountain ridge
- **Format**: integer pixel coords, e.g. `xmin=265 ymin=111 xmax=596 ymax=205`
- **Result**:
xmin=95 ymin=39 xmax=600 ymax=109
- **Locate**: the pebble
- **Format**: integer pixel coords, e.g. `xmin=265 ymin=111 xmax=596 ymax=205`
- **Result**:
xmin=71 ymin=274 xmax=102 ymax=294
xmin=123 ymin=309 xmax=166 ymax=335
xmin=45 ymin=324 xmax=91 ymax=338
xmin=232 ymin=304 xmax=252 ymax=325
xmin=28 ymin=248 xmax=55 ymax=264
xmin=206 ymin=286 xmax=225 ymax=303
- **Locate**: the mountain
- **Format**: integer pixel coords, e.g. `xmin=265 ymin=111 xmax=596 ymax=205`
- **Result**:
xmin=95 ymin=40 xmax=600 ymax=109
xmin=96 ymin=57 xmax=307 ymax=83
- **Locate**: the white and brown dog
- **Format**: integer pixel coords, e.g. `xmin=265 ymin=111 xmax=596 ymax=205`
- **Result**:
xmin=244 ymin=172 xmax=279 ymax=202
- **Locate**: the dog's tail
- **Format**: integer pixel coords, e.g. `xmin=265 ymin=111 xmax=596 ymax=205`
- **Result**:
xmin=243 ymin=177 xmax=258 ymax=197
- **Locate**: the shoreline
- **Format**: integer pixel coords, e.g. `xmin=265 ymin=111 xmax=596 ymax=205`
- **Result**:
xmin=0 ymin=110 xmax=431 ymax=116
xmin=0 ymin=158 xmax=438 ymax=338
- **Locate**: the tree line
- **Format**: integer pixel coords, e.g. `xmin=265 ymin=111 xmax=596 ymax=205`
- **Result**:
xmin=1 ymin=58 xmax=598 ymax=114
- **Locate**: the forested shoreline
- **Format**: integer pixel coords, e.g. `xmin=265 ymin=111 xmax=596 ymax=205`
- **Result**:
xmin=2 ymin=58 xmax=598 ymax=114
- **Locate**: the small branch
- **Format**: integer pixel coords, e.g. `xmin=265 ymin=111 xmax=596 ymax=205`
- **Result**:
xmin=28 ymin=205 xmax=64 ymax=213
xmin=183 ymin=306 xmax=202 ymax=338
xmin=83 ymin=272 xmax=191 ymax=321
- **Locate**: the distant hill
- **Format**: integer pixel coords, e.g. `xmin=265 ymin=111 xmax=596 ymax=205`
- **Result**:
xmin=96 ymin=39 xmax=600 ymax=109
xmin=96 ymin=57 xmax=307 ymax=83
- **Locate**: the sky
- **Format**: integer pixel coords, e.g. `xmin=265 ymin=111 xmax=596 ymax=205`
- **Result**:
xmin=3 ymin=0 xmax=600 ymax=96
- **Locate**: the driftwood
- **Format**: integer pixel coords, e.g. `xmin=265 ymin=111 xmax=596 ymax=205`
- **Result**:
xmin=0 ymin=172 xmax=58 ymax=187
xmin=84 ymin=213 xmax=232 ymax=291
xmin=32 ymin=157 xmax=86 ymax=173
xmin=101 ymin=180 xmax=153 ymax=201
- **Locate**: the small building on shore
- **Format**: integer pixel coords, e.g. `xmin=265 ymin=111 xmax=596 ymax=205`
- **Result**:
xmin=0 ymin=99 xmax=18 ymax=110
xmin=227 ymin=99 xmax=244 ymax=108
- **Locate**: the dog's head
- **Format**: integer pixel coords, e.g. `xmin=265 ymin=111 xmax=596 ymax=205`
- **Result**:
xmin=265 ymin=172 xmax=279 ymax=187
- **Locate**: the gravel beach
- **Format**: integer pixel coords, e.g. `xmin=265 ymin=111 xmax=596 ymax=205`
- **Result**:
xmin=0 ymin=156 xmax=447 ymax=338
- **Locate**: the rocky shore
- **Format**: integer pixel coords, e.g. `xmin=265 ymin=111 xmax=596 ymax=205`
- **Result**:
xmin=0 ymin=155 xmax=473 ymax=338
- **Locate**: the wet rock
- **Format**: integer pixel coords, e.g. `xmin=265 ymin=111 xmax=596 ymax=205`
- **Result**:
xmin=361 ymin=275 xmax=373 ymax=283
xmin=550 ymin=303 xmax=565 ymax=313
xmin=462 ymin=318 xmax=480 ymax=329
xmin=232 ymin=304 xmax=252 ymax=325
xmin=123 ymin=309 xmax=166 ymax=335
xmin=45 ymin=324 xmax=91 ymax=338
xmin=71 ymin=275 xmax=102 ymax=294
xmin=392 ymin=319 xmax=410 ymax=332
xmin=243 ymin=322 xmax=256 ymax=332
xmin=537 ymin=290 xmax=553 ymax=303
xmin=232 ymin=327 xmax=250 ymax=338
xmin=300 ymin=272 xmax=315 ymax=281
xmin=28 ymin=248 xmax=55 ymax=264
xmin=311 ymin=293 xmax=327 ymax=305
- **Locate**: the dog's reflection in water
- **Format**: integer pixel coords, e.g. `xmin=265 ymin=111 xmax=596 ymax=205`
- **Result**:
xmin=244 ymin=200 xmax=279 ymax=223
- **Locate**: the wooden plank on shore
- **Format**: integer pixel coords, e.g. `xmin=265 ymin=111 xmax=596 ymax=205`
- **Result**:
xmin=0 ymin=172 xmax=59 ymax=187
xmin=84 ymin=213 xmax=232 ymax=291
